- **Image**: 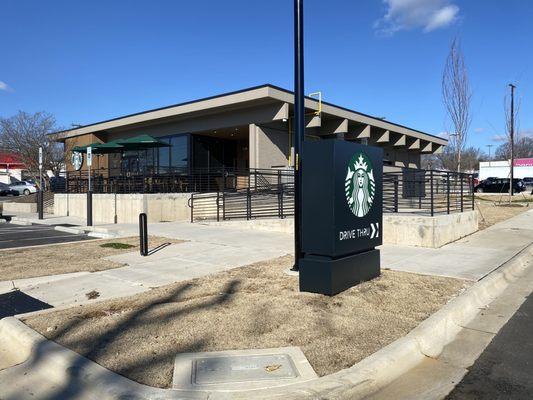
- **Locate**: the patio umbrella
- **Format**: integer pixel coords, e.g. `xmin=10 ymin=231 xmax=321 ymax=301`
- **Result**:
xmin=71 ymin=141 xmax=125 ymax=154
xmin=115 ymin=134 xmax=171 ymax=149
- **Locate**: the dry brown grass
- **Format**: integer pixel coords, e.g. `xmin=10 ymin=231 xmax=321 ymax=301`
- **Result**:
xmin=0 ymin=236 xmax=182 ymax=281
xmin=24 ymin=255 xmax=468 ymax=388
xmin=475 ymin=200 xmax=530 ymax=230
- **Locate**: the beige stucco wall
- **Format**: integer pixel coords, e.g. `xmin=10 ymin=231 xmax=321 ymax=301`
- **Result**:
xmin=249 ymin=124 xmax=289 ymax=169
xmin=54 ymin=193 xmax=191 ymax=224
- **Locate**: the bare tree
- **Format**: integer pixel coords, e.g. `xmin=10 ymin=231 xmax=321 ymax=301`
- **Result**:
xmin=495 ymin=136 xmax=533 ymax=159
xmin=442 ymin=38 xmax=472 ymax=172
xmin=423 ymin=145 xmax=484 ymax=172
xmin=0 ymin=111 xmax=64 ymax=187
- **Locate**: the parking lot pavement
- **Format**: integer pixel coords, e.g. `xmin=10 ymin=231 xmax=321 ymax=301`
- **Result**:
xmin=0 ymin=223 xmax=93 ymax=250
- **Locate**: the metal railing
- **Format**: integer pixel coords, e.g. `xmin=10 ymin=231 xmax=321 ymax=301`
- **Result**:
xmin=190 ymin=168 xmax=474 ymax=221
xmin=53 ymin=167 xmax=294 ymax=195
xmin=383 ymin=169 xmax=474 ymax=216
xmin=52 ymin=165 xmax=473 ymax=221
xmin=190 ymin=184 xmax=295 ymax=222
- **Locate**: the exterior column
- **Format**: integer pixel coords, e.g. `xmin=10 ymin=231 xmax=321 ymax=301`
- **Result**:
xmin=249 ymin=123 xmax=259 ymax=169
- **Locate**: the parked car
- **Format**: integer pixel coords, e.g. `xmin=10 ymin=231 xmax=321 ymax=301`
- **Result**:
xmin=523 ymin=177 xmax=533 ymax=188
xmin=9 ymin=181 xmax=38 ymax=195
xmin=475 ymin=178 xmax=526 ymax=193
xmin=0 ymin=182 xmax=19 ymax=196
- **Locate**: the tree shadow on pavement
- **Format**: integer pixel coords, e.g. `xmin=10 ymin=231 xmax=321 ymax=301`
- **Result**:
xmin=3 ymin=279 xmax=241 ymax=400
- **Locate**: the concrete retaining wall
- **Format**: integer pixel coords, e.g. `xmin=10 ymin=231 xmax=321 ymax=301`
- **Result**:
xmin=383 ymin=210 xmax=478 ymax=248
xmin=205 ymin=211 xmax=479 ymax=248
xmin=2 ymin=202 xmax=37 ymax=214
xmin=54 ymin=193 xmax=191 ymax=224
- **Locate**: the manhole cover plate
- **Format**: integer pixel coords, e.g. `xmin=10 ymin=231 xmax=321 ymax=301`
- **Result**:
xmin=173 ymin=347 xmax=317 ymax=390
xmin=194 ymin=354 xmax=297 ymax=384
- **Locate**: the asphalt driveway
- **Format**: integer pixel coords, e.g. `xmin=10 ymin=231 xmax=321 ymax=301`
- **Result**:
xmin=0 ymin=223 xmax=93 ymax=250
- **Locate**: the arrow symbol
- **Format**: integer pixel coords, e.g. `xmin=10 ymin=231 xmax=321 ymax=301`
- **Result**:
xmin=370 ymin=223 xmax=380 ymax=239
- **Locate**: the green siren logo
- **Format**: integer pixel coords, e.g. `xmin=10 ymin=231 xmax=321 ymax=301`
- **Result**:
xmin=345 ymin=152 xmax=376 ymax=217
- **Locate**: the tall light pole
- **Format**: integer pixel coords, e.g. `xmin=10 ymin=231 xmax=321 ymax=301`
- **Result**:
xmin=292 ymin=0 xmax=304 ymax=271
xmin=486 ymin=144 xmax=493 ymax=167
xmin=509 ymin=83 xmax=516 ymax=196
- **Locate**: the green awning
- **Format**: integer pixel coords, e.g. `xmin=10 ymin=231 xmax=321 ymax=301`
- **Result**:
xmin=71 ymin=135 xmax=170 ymax=154
xmin=115 ymin=134 xmax=171 ymax=149
xmin=72 ymin=141 xmax=125 ymax=154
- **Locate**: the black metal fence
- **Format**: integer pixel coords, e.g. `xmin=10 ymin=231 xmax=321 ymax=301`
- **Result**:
xmin=383 ymin=169 xmax=474 ymax=216
xmin=190 ymin=185 xmax=295 ymax=222
xmin=189 ymin=169 xmax=294 ymax=222
xmin=190 ymin=168 xmax=474 ymax=221
xmin=53 ymin=166 xmax=473 ymax=221
xmin=53 ymin=167 xmax=293 ymax=195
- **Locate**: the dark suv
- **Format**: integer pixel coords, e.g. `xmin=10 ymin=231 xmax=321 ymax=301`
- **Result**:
xmin=475 ymin=178 xmax=525 ymax=193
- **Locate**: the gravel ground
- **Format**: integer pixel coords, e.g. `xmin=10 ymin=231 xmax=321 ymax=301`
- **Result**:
xmin=0 ymin=236 xmax=182 ymax=281
xmin=24 ymin=255 xmax=468 ymax=388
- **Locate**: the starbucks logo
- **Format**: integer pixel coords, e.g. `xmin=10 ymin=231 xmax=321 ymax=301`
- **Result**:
xmin=71 ymin=151 xmax=83 ymax=171
xmin=345 ymin=152 xmax=376 ymax=217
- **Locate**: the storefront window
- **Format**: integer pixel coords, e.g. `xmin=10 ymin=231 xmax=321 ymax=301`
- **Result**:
xmin=158 ymin=138 xmax=171 ymax=174
xmin=170 ymin=135 xmax=188 ymax=171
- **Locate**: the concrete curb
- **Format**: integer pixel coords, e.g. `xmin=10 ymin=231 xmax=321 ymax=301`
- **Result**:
xmin=53 ymin=225 xmax=119 ymax=238
xmin=9 ymin=219 xmax=32 ymax=226
xmin=9 ymin=215 xmax=123 ymax=238
xmin=53 ymin=225 xmax=86 ymax=235
xmin=0 ymin=244 xmax=531 ymax=399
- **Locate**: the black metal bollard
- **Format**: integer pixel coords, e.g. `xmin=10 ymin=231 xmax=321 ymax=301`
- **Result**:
xmin=139 ymin=213 xmax=148 ymax=256
xmin=38 ymin=190 xmax=44 ymax=220
xmin=87 ymin=190 xmax=93 ymax=226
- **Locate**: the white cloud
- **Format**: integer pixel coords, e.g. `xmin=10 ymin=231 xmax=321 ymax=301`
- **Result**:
xmin=492 ymin=129 xmax=532 ymax=143
xmin=438 ymin=131 xmax=456 ymax=140
xmin=474 ymin=127 xmax=485 ymax=133
xmin=491 ymin=134 xmax=507 ymax=142
xmin=520 ymin=129 xmax=533 ymax=138
xmin=375 ymin=0 xmax=460 ymax=35
xmin=0 ymin=81 xmax=9 ymax=91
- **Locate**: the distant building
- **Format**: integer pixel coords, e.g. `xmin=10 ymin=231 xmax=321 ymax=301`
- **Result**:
xmin=479 ymin=158 xmax=533 ymax=180
xmin=0 ymin=151 xmax=26 ymax=184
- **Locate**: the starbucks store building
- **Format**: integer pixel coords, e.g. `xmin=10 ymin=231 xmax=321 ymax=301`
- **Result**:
xmin=49 ymin=84 xmax=451 ymax=225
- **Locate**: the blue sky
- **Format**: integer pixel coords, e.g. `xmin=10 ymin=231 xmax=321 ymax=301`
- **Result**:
xmin=1 ymin=0 xmax=532 ymax=151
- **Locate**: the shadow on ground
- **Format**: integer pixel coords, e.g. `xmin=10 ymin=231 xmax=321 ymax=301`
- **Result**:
xmin=5 ymin=279 xmax=241 ymax=400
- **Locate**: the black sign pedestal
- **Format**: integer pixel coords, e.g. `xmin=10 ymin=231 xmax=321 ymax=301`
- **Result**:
xmin=300 ymin=140 xmax=383 ymax=296
xmin=300 ymin=249 xmax=380 ymax=295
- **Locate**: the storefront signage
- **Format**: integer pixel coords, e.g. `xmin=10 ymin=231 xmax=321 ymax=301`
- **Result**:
xmin=71 ymin=151 xmax=83 ymax=171
xmin=300 ymin=140 xmax=383 ymax=295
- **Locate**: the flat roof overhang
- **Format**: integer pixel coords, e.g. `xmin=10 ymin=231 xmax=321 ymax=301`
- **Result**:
xmin=49 ymin=84 xmax=447 ymax=152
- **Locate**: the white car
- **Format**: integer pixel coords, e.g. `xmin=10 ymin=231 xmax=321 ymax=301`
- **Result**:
xmin=9 ymin=181 xmax=38 ymax=195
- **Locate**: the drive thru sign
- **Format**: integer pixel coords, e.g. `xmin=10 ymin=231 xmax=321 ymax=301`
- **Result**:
xmin=299 ymin=140 xmax=383 ymax=295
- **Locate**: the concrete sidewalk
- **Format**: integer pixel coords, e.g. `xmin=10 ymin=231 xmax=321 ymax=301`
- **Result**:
xmin=3 ymin=210 xmax=532 ymax=310
xmin=381 ymin=209 xmax=533 ymax=281
xmin=1 ymin=219 xmax=293 ymax=308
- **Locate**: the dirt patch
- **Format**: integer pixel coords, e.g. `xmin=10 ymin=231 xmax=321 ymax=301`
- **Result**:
xmin=0 ymin=236 xmax=182 ymax=281
xmin=24 ymin=255 xmax=468 ymax=388
xmin=475 ymin=200 xmax=530 ymax=230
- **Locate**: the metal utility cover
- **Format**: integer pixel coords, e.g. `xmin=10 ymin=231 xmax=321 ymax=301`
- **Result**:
xmin=173 ymin=347 xmax=317 ymax=391
xmin=195 ymin=354 xmax=296 ymax=384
